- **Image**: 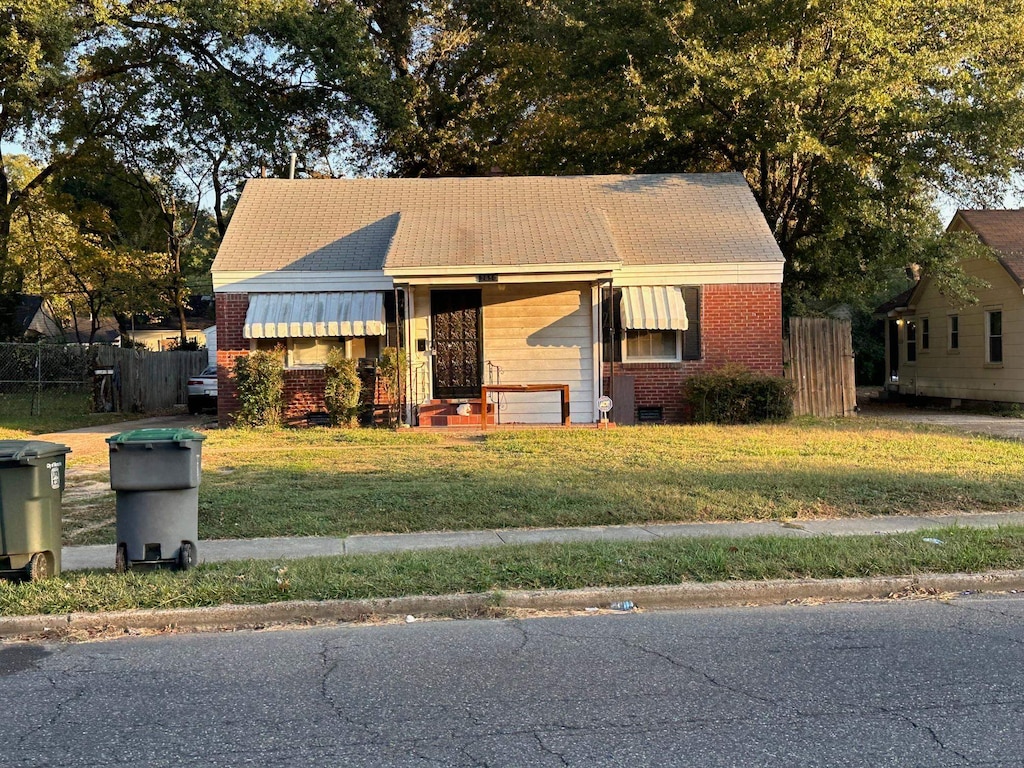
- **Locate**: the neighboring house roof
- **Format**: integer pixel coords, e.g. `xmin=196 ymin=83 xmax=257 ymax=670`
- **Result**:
xmin=949 ymin=209 xmax=1024 ymax=285
xmin=14 ymin=295 xmax=44 ymax=334
xmin=212 ymin=173 xmax=784 ymax=275
xmin=873 ymin=286 xmax=916 ymax=317
xmin=63 ymin=317 xmax=121 ymax=344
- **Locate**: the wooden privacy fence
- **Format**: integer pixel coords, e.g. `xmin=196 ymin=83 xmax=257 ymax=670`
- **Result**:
xmin=95 ymin=346 xmax=207 ymax=413
xmin=784 ymin=317 xmax=857 ymax=417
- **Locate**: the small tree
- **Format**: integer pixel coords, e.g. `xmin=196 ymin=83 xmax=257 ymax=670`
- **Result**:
xmin=234 ymin=349 xmax=284 ymax=427
xmin=323 ymin=349 xmax=361 ymax=427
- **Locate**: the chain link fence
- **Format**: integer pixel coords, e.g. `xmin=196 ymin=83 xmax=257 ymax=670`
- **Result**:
xmin=0 ymin=342 xmax=95 ymax=423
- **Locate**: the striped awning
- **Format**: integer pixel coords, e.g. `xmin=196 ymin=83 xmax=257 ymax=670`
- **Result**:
xmin=243 ymin=292 xmax=385 ymax=338
xmin=620 ymin=286 xmax=688 ymax=331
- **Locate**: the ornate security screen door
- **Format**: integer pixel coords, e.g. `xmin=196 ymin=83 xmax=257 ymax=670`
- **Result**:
xmin=431 ymin=289 xmax=483 ymax=399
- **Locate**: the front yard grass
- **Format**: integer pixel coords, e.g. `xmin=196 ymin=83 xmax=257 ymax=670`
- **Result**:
xmin=59 ymin=418 xmax=1024 ymax=545
xmin=3 ymin=525 xmax=1022 ymax=617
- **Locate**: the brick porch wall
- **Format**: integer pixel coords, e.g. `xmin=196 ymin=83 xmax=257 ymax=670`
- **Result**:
xmin=604 ymin=283 xmax=783 ymax=423
xmin=216 ymin=293 xmax=331 ymax=424
xmin=217 ymin=292 xmax=400 ymax=425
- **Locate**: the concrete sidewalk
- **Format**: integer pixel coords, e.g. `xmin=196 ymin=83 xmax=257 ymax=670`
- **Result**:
xmin=61 ymin=510 xmax=1024 ymax=571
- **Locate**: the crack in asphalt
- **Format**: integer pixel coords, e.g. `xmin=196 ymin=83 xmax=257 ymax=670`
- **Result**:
xmin=317 ymin=639 xmax=374 ymax=737
xmin=893 ymin=712 xmax=974 ymax=766
xmin=533 ymin=731 xmax=571 ymax=766
xmin=506 ymin=619 xmax=529 ymax=656
xmin=15 ymin=671 xmax=86 ymax=751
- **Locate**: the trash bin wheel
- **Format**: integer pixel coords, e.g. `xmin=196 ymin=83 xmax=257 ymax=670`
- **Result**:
xmin=178 ymin=541 xmax=197 ymax=571
xmin=26 ymin=552 xmax=51 ymax=582
xmin=115 ymin=543 xmax=130 ymax=574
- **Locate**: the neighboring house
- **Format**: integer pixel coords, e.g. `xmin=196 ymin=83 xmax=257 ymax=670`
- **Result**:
xmin=13 ymin=295 xmax=62 ymax=340
xmin=203 ymin=326 xmax=216 ymax=367
xmin=880 ymin=209 xmax=1024 ymax=403
xmin=211 ymin=173 xmax=785 ymax=426
xmin=123 ymin=320 xmax=208 ymax=351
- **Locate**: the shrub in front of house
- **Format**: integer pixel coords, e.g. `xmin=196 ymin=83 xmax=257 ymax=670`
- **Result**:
xmin=234 ymin=349 xmax=284 ymax=427
xmin=684 ymin=364 xmax=794 ymax=424
xmin=323 ymin=350 xmax=362 ymax=427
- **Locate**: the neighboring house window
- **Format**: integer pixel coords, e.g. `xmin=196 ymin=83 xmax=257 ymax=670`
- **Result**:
xmin=905 ymin=320 xmax=917 ymax=363
xmin=921 ymin=318 xmax=929 ymax=351
xmin=948 ymin=315 xmax=959 ymax=350
xmin=986 ymin=310 xmax=1003 ymax=364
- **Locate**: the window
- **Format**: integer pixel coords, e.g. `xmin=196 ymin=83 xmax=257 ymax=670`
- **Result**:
xmin=601 ymin=286 xmax=702 ymax=362
xmin=921 ymin=318 xmax=929 ymax=351
xmin=948 ymin=315 xmax=959 ymax=350
xmin=253 ymin=337 xmax=348 ymax=368
xmin=906 ymin=320 xmax=917 ymax=363
xmin=986 ymin=310 xmax=1003 ymax=364
xmin=624 ymin=330 xmax=680 ymax=361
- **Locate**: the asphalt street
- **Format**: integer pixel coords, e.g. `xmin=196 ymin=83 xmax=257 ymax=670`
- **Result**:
xmin=1 ymin=594 xmax=1022 ymax=767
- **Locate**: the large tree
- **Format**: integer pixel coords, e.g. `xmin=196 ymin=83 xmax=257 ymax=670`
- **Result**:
xmin=2 ymin=0 xmax=393 ymax=338
xmin=365 ymin=0 xmax=1024 ymax=308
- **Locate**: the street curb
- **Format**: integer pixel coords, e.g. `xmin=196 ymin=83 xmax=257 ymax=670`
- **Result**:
xmin=3 ymin=570 xmax=1022 ymax=640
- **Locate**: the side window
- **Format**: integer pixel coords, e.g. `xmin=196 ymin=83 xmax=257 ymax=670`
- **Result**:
xmin=986 ymin=310 xmax=1003 ymax=364
xmin=921 ymin=317 xmax=929 ymax=351
xmin=948 ymin=315 xmax=959 ymax=350
xmin=906 ymin=320 xmax=917 ymax=363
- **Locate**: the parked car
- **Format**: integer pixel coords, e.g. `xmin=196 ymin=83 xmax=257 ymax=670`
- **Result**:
xmin=187 ymin=366 xmax=218 ymax=414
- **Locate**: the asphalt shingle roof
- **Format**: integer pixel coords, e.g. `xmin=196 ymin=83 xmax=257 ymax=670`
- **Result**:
xmin=954 ymin=209 xmax=1024 ymax=285
xmin=212 ymin=173 xmax=783 ymax=274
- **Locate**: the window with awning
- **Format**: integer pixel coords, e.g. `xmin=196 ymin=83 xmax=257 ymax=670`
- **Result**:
xmin=619 ymin=286 xmax=689 ymax=331
xmin=618 ymin=286 xmax=689 ymax=362
xmin=243 ymin=292 xmax=385 ymax=339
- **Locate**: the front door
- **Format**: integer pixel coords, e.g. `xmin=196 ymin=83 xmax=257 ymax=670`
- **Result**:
xmin=431 ymin=289 xmax=483 ymax=399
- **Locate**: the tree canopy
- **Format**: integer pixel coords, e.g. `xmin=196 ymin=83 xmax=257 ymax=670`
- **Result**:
xmin=4 ymin=0 xmax=1024 ymax=339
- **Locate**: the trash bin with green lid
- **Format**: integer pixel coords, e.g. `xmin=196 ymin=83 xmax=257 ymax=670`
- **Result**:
xmin=107 ymin=428 xmax=205 ymax=572
xmin=0 ymin=440 xmax=71 ymax=581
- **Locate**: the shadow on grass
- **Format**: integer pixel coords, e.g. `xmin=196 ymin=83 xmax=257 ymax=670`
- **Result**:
xmin=196 ymin=460 xmax=1024 ymax=540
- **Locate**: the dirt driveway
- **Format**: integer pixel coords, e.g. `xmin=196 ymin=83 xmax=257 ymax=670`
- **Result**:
xmin=38 ymin=413 xmax=216 ymax=468
xmin=859 ymin=402 xmax=1024 ymax=441
xmin=37 ymin=413 xmax=216 ymax=545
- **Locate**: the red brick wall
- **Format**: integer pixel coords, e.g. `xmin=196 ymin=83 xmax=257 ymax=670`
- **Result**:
xmin=604 ymin=283 xmax=783 ymax=423
xmin=216 ymin=292 xmax=330 ymax=424
xmin=216 ymin=293 xmax=248 ymax=425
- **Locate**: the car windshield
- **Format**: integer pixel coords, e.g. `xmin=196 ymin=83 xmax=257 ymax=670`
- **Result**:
xmin=200 ymin=366 xmax=217 ymax=376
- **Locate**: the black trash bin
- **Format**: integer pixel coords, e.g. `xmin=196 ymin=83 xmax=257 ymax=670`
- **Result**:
xmin=106 ymin=428 xmax=205 ymax=572
xmin=0 ymin=440 xmax=71 ymax=581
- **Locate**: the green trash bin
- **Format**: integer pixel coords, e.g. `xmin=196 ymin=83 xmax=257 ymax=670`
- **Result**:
xmin=106 ymin=428 xmax=205 ymax=572
xmin=0 ymin=440 xmax=71 ymax=581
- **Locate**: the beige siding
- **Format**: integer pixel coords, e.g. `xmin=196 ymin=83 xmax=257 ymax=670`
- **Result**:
xmin=408 ymin=286 xmax=433 ymax=406
xmin=901 ymin=258 xmax=1024 ymax=401
xmin=482 ymin=284 xmax=594 ymax=423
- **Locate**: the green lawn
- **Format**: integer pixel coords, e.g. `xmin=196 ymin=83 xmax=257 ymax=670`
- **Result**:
xmin=3 ymin=525 xmax=1022 ymax=617
xmin=60 ymin=418 xmax=1024 ymax=545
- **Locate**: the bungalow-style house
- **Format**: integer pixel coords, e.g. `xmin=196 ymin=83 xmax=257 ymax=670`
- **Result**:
xmin=881 ymin=209 xmax=1024 ymax=404
xmin=211 ymin=173 xmax=784 ymax=426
